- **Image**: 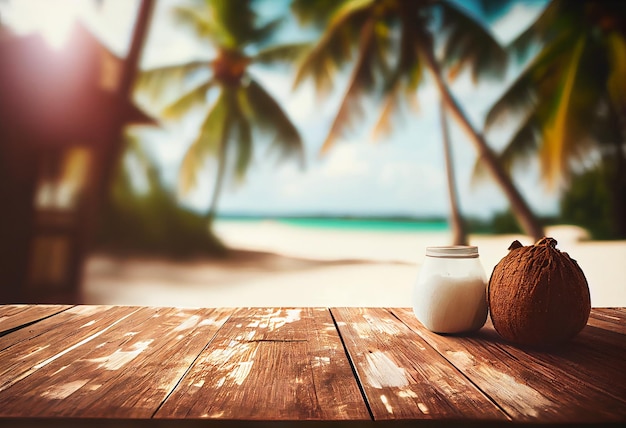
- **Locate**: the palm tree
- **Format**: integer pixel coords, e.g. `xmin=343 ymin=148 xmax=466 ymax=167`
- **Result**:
xmin=291 ymin=0 xmax=544 ymax=241
xmin=483 ymin=0 xmax=626 ymax=237
xmin=440 ymin=100 xmax=468 ymax=245
xmin=138 ymin=0 xmax=304 ymax=226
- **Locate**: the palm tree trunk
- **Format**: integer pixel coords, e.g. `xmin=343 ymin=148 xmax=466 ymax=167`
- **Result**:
xmin=440 ymin=99 xmax=468 ymax=245
xmin=206 ymin=116 xmax=231 ymax=228
xmin=206 ymin=147 xmax=227 ymax=227
xmin=420 ymin=44 xmax=544 ymax=242
xmin=94 ymin=0 xmax=154 ymax=238
xmin=101 ymin=0 xmax=155 ymax=199
xmin=119 ymin=0 xmax=154 ymax=100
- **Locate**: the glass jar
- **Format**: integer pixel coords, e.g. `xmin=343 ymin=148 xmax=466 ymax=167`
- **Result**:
xmin=412 ymin=246 xmax=488 ymax=334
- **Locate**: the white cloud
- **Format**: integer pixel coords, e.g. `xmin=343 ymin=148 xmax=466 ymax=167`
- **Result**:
xmin=380 ymin=162 xmax=444 ymax=191
xmin=275 ymin=142 xmax=373 ymax=200
xmin=380 ymin=162 xmax=411 ymax=186
xmin=320 ymin=144 xmax=369 ymax=178
xmin=212 ymin=135 xmax=454 ymax=216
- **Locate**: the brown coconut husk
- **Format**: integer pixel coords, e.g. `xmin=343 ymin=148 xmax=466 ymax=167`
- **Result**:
xmin=488 ymin=237 xmax=591 ymax=347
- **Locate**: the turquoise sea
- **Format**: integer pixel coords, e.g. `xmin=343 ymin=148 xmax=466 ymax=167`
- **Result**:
xmin=218 ymin=216 xmax=450 ymax=232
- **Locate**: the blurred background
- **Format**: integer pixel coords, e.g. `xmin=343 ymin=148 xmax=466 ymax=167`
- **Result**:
xmin=0 ymin=0 xmax=624 ymax=307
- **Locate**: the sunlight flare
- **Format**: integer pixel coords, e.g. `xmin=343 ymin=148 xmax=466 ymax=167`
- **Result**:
xmin=2 ymin=0 xmax=89 ymax=49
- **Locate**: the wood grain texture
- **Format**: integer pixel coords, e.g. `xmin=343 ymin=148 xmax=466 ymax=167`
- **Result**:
xmin=0 ymin=305 xmax=624 ymax=424
xmin=0 ymin=306 xmax=81 ymax=352
xmin=156 ymin=307 xmax=370 ymax=420
xmin=588 ymin=308 xmax=626 ymax=334
xmin=0 ymin=306 xmax=232 ymax=418
xmin=0 ymin=305 xmax=140 ymax=394
xmin=0 ymin=305 xmax=72 ymax=337
xmin=331 ymin=307 xmax=508 ymax=421
xmin=392 ymin=307 xmax=626 ymax=423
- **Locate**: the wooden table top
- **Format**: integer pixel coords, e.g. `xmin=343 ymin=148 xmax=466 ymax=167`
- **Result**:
xmin=0 ymin=305 xmax=624 ymax=426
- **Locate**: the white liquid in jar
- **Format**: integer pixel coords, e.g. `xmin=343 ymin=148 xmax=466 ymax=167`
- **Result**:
xmin=413 ymin=274 xmax=487 ymax=334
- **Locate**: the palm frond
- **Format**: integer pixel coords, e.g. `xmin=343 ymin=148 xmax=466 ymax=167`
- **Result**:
xmin=531 ymin=29 xmax=583 ymax=83
xmin=210 ymin=0 xmax=259 ymax=49
xmin=251 ymin=18 xmax=283 ymax=47
xmin=218 ymin=87 xmax=254 ymax=181
xmin=253 ymin=43 xmax=312 ymax=66
xmin=484 ymin=73 xmax=535 ymax=131
xmin=500 ymin=116 xmax=541 ymax=174
xmin=540 ymin=36 xmax=606 ymax=185
xmin=371 ymin=87 xmax=419 ymax=141
xmin=172 ymin=4 xmax=218 ymax=41
xmin=397 ymin=18 xmax=425 ymax=94
xmin=472 ymin=110 xmax=540 ymax=187
xmin=293 ymin=0 xmax=374 ymax=93
xmin=291 ymin=0 xmax=344 ymax=27
xmin=240 ymin=79 xmax=304 ymax=163
xmin=320 ymin=17 xmax=378 ymax=154
xmin=439 ymin=1 xmax=507 ymax=83
xmin=121 ymin=128 xmax=152 ymax=176
xmin=484 ymin=32 xmax=576 ymax=130
xmin=233 ymin=112 xmax=253 ymax=180
xmin=137 ymin=61 xmax=210 ymax=105
xmin=509 ymin=0 xmax=565 ymax=62
xmin=178 ymin=144 xmax=203 ymax=196
xmin=161 ymin=79 xmax=215 ymax=120
xmin=485 ymin=25 xmax=576 ymax=130
xmin=179 ymin=89 xmax=228 ymax=194
xmin=540 ymin=36 xmax=586 ymax=187
xmin=372 ymin=18 xmax=423 ymax=139
xmin=607 ymin=33 xmax=626 ymax=115
xmin=141 ymin=61 xmax=210 ymax=81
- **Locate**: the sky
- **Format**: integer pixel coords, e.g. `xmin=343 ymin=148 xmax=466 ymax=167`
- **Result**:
xmin=1 ymin=0 xmax=556 ymax=220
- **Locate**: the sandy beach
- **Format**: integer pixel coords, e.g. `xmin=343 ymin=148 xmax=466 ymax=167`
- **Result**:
xmin=82 ymin=220 xmax=626 ymax=308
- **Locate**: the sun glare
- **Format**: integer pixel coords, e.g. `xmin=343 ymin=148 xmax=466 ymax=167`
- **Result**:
xmin=1 ymin=0 xmax=91 ymax=49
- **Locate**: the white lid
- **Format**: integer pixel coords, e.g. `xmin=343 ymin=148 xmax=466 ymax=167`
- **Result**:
xmin=425 ymin=246 xmax=479 ymax=258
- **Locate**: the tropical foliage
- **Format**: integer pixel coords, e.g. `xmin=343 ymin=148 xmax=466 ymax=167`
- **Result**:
xmin=291 ymin=0 xmax=544 ymax=241
xmin=98 ymin=131 xmax=226 ymax=257
xmin=292 ymin=0 xmax=508 ymax=150
xmin=138 ymin=0 xmax=304 ymax=224
xmin=560 ymin=165 xmax=613 ymax=240
xmin=483 ymin=0 xmax=626 ymax=237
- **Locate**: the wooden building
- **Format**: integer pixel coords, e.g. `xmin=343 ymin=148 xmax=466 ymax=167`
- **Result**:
xmin=0 ymin=22 xmax=153 ymax=303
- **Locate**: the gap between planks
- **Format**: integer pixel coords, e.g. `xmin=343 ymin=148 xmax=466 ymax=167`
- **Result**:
xmin=150 ymin=308 xmax=238 ymax=418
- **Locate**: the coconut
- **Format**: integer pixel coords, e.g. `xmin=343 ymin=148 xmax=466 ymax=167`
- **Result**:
xmin=488 ymin=237 xmax=591 ymax=346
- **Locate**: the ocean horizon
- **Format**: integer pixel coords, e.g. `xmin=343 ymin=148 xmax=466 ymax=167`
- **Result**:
xmin=216 ymin=215 xmax=451 ymax=232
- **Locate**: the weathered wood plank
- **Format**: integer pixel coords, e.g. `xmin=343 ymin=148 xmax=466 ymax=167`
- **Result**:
xmin=331 ymin=307 xmax=508 ymax=421
xmin=392 ymin=307 xmax=626 ymax=423
xmin=478 ymin=316 xmax=626 ymax=397
xmin=0 ymin=305 xmax=72 ymax=337
xmin=571 ymin=324 xmax=626 ymax=366
xmin=595 ymin=307 xmax=626 ymax=318
xmin=0 ymin=307 xmax=233 ymax=418
xmin=156 ymin=307 xmax=370 ymax=420
xmin=0 ymin=305 xmax=115 ymax=352
xmin=588 ymin=308 xmax=626 ymax=334
xmin=0 ymin=305 xmax=623 ymax=423
xmin=0 ymin=305 xmax=140 ymax=393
